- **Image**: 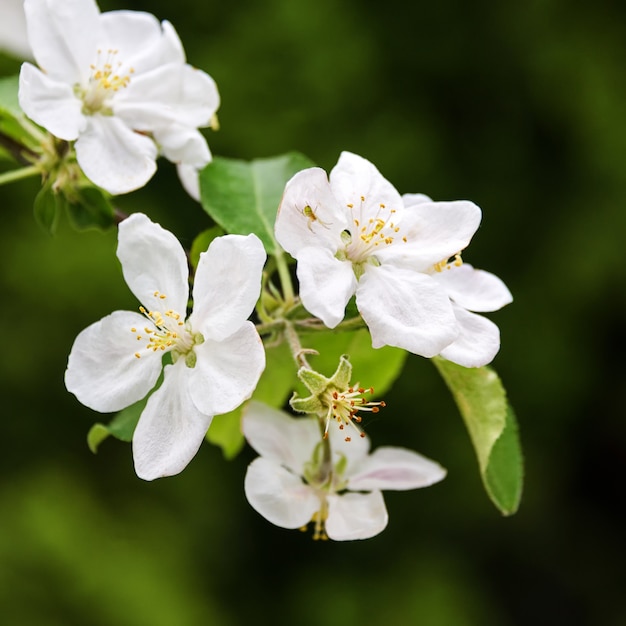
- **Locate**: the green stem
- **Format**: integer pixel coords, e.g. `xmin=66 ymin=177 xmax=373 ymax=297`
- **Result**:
xmin=0 ymin=165 xmax=40 ymax=186
xmin=294 ymin=315 xmax=366 ymax=333
xmin=284 ymin=321 xmax=317 ymax=370
xmin=275 ymin=251 xmax=294 ymax=304
xmin=255 ymin=319 xmax=285 ymax=336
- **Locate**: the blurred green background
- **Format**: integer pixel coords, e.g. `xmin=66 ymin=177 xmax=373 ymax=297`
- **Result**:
xmin=1 ymin=0 xmax=625 ymax=624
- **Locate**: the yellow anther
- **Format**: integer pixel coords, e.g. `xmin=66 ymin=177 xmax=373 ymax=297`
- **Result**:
xmin=135 ymin=353 xmax=141 ymax=359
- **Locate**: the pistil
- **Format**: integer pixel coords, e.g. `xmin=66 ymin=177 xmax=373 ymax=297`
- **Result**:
xmin=131 ymin=292 xmax=200 ymax=363
xmin=80 ymin=48 xmax=134 ymax=114
xmin=322 ymin=385 xmax=386 ymax=441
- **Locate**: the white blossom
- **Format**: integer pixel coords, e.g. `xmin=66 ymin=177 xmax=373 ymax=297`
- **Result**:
xmin=403 ymin=193 xmax=513 ymax=367
xmin=18 ymin=0 xmax=219 ymax=195
xmin=242 ymin=402 xmax=446 ymax=541
xmin=274 ymin=151 xmax=482 ymax=358
xmin=65 ymin=213 xmax=266 ymax=480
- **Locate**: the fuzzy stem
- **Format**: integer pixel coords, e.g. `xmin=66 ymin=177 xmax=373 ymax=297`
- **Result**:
xmin=0 ymin=132 xmax=39 ymax=165
xmin=284 ymin=321 xmax=317 ymax=370
xmin=275 ymin=251 xmax=294 ymax=304
xmin=0 ymin=165 xmax=40 ymax=186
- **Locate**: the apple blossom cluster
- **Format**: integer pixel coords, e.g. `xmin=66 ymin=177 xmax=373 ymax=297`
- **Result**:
xmin=18 ymin=0 xmax=219 ymax=197
xmin=0 ymin=0 xmax=519 ymax=539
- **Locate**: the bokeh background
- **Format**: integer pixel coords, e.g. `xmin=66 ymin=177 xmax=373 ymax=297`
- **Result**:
xmin=1 ymin=0 xmax=625 ymax=624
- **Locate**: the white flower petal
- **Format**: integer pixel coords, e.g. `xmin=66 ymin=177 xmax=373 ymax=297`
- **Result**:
xmin=24 ymin=0 xmax=100 ymax=83
xmin=296 ymin=246 xmax=357 ymax=328
xmin=99 ymin=10 xmax=168 ymax=74
xmin=74 ymin=116 xmax=157 ymax=195
xmin=132 ymin=362 xmax=213 ymax=480
xmin=329 ymin=152 xmax=404 ymax=219
xmin=65 ymin=310 xmax=162 ymax=413
xmin=190 ymin=234 xmax=265 ymax=342
xmin=190 ymin=322 xmax=265 ymax=416
xmin=177 ymin=163 xmax=201 ymax=201
xmin=328 ymin=423 xmax=371 ymax=464
xmin=242 ymin=402 xmax=322 ymax=475
xmin=18 ymin=63 xmax=84 ymax=140
xmin=275 ymin=167 xmax=348 ymax=257
xmin=159 ymin=21 xmax=186 ymax=64
xmin=244 ymin=457 xmax=320 ymax=529
xmin=379 ymin=200 xmax=482 ymax=271
xmin=402 ymin=192 xmax=432 ymax=206
xmin=117 ymin=213 xmax=189 ymax=315
xmin=347 ymin=447 xmax=447 ymax=491
xmin=116 ymin=64 xmax=219 ymax=131
xmin=325 ymin=491 xmax=388 ymax=541
xmin=439 ymin=305 xmax=502 ymax=367
xmin=357 ymin=264 xmax=458 ymax=357
xmin=434 ymin=264 xmax=513 ymax=312
xmin=153 ymin=124 xmax=211 ymax=169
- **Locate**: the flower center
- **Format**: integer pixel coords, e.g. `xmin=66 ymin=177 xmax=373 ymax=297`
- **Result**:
xmin=335 ymin=196 xmax=408 ymax=274
xmin=131 ymin=291 xmax=203 ymax=367
xmin=78 ymin=48 xmax=134 ymax=115
xmin=321 ymin=385 xmax=385 ymax=442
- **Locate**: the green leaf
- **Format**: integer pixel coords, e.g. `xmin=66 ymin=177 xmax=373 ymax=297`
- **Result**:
xmin=66 ymin=186 xmax=115 ymax=230
xmin=0 ymin=75 xmax=40 ymax=160
xmin=86 ymin=424 xmax=110 ymax=454
xmin=33 ymin=185 xmax=59 ymax=235
xmin=484 ymin=404 xmax=523 ymax=514
xmin=0 ymin=75 xmax=21 ymax=117
xmin=86 ymin=399 xmax=145 ymax=453
xmin=305 ymin=329 xmax=407 ymax=398
xmin=199 ymin=152 xmax=314 ymax=255
xmin=433 ymin=357 xmax=523 ymax=515
xmin=189 ymin=225 xmax=225 ymax=270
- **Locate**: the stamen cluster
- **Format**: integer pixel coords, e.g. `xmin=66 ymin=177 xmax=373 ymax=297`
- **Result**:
xmin=322 ymin=385 xmax=386 ymax=441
